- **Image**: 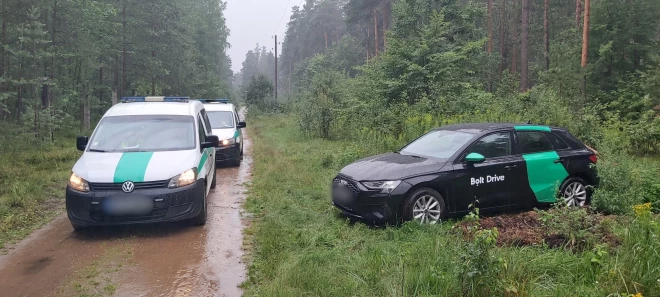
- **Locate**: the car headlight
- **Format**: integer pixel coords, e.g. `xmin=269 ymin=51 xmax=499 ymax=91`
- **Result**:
xmin=68 ymin=172 xmax=90 ymax=192
xmin=168 ymin=168 xmax=198 ymax=188
xmin=221 ymin=138 xmax=236 ymax=146
xmin=362 ymin=180 xmax=401 ymax=194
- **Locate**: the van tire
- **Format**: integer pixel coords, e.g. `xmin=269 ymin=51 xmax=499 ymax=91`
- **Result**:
xmin=210 ymin=169 xmax=216 ymax=189
xmin=190 ymin=188 xmax=208 ymax=226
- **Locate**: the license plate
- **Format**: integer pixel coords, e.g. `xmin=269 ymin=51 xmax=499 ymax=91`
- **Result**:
xmin=333 ymin=186 xmax=354 ymax=204
xmin=102 ymin=195 xmax=154 ymax=216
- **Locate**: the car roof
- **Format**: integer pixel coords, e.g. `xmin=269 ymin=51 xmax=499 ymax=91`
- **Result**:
xmin=202 ymin=102 xmax=235 ymax=112
xmin=436 ymin=122 xmax=566 ymax=134
xmin=103 ymin=101 xmax=203 ymax=117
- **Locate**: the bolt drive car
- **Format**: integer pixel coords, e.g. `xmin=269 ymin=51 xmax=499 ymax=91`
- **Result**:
xmin=66 ymin=96 xmax=219 ymax=230
xmin=198 ymin=99 xmax=246 ymax=166
xmin=332 ymin=123 xmax=599 ymax=224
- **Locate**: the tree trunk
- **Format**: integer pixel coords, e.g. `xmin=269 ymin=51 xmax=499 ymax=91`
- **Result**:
xmin=511 ymin=0 xmax=518 ymax=74
xmin=99 ymin=66 xmax=104 ymax=102
xmin=544 ymin=0 xmax=550 ymax=70
xmin=576 ymin=0 xmax=582 ymax=27
xmin=383 ymin=0 xmax=390 ymax=49
xmin=83 ymin=92 xmax=90 ymax=130
xmin=367 ymin=26 xmax=370 ymax=60
xmin=520 ymin=0 xmax=530 ymax=92
xmin=580 ymin=0 xmax=590 ymax=94
xmin=16 ymin=86 xmax=23 ymax=125
xmin=499 ymin=0 xmax=506 ymax=74
xmin=488 ymin=0 xmax=493 ymax=54
xmin=324 ymin=30 xmax=328 ymax=48
xmin=121 ymin=0 xmax=127 ymax=98
xmin=374 ymin=8 xmax=379 ymax=56
xmin=0 ymin=1 xmax=5 ymax=119
xmin=151 ymin=50 xmax=156 ymax=95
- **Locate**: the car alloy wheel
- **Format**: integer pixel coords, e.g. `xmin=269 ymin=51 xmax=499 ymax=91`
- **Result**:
xmin=412 ymin=195 xmax=442 ymax=224
xmin=562 ymin=181 xmax=588 ymax=207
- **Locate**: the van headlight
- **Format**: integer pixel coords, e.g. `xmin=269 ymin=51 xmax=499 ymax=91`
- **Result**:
xmin=361 ymin=180 xmax=401 ymax=194
xmin=68 ymin=172 xmax=90 ymax=192
xmin=221 ymin=138 xmax=236 ymax=146
xmin=168 ymin=168 xmax=197 ymax=188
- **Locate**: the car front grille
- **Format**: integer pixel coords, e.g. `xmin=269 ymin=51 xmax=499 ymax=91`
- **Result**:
xmin=332 ymin=177 xmax=359 ymax=210
xmin=89 ymin=180 xmax=169 ymax=191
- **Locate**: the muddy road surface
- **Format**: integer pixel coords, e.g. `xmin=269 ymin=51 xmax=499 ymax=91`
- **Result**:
xmin=0 ymin=109 xmax=252 ymax=297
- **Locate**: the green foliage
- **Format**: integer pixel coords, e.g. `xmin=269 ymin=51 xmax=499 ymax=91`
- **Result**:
xmin=244 ymin=74 xmax=275 ymax=110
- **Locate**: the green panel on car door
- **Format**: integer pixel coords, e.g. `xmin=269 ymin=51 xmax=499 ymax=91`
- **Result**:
xmin=522 ymin=151 xmax=568 ymax=203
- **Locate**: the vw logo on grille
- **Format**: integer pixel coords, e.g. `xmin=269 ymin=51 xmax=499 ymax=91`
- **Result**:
xmin=121 ymin=181 xmax=135 ymax=193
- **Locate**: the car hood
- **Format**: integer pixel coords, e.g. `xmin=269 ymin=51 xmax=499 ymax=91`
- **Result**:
xmin=72 ymin=150 xmax=199 ymax=183
xmin=212 ymin=128 xmax=238 ymax=141
xmin=339 ymin=153 xmax=447 ymax=181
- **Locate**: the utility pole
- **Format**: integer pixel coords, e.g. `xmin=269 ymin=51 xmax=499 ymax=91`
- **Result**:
xmin=274 ymin=35 xmax=278 ymax=100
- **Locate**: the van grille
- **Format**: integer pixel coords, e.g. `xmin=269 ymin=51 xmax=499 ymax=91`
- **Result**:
xmin=88 ymin=180 xmax=169 ymax=191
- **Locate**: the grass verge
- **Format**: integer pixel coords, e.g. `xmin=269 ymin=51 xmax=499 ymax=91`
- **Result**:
xmin=243 ymin=113 xmax=659 ymax=297
xmin=0 ymin=138 xmax=78 ymax=250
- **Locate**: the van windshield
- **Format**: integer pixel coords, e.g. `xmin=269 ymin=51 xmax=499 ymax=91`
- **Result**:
xmin=207 ymin=111 xmax=234 ymax=129
xmin=87 ymin=115 xmax=196 ymax=153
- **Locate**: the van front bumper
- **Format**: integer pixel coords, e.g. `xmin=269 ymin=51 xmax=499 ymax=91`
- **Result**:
xmin=216 ymin=143 xmax=241 ymax=162
xmin=66 ymin=180 xmax=205 ymax=226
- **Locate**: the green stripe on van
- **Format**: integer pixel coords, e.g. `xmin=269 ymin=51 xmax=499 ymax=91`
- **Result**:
xmin=113 ymin=152 xmax=154 ymax=183
xmin=233 ymin=130 xmax=240 ymax=138
xmin=197 ymin=148 xmax=212 ymax=174
xmin=514 ymin=125 xmax=551 ymax=132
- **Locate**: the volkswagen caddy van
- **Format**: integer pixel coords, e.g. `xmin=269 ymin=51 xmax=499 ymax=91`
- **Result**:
xmin=66 ymin=96 xmax=219 ymax=230
xmin=198 ymin=99 xmax=246 ymax=166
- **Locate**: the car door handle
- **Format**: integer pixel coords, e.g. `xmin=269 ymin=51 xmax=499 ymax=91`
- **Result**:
xmin=554 ymin=159 xmax=565 ymax=164
xmin=504 ymin=165 xmax=517 ymax=170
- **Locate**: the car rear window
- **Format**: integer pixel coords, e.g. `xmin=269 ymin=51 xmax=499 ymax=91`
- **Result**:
xmin=547 ymin=133 xmax=570 ymax=150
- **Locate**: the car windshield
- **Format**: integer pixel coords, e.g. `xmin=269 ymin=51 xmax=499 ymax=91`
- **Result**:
xmin=87 ymin=115 xmax=195 ymax=153
xmin=207 ymin=111 xmax=235 ymax=129
xmin=400 ymin=130 xmax=474 ymax=159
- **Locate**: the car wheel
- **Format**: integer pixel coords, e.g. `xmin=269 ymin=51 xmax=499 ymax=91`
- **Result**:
xmin=71 ymin=222 xmax=86 ymax=232
xmin=559 ymin=177 xmax=589 ymax=207
xmin=403 ymin=188 xmax=446 ymax=224
xmin=240 ymin=144 xmax=244 ymax=156
xmin=210 ymin=169 xmax=217 ymax=189
xmin=190 ymin=187 xmax=208 ymax=226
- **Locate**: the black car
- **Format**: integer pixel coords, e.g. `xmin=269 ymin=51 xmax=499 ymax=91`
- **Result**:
xmin=332 ymin=123 xmax=598 ymax=224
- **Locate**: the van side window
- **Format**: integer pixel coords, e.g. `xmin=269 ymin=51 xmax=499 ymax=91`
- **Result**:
xmin=200 ymin=110 xmax=212 ymax=134
xmin=197 ymin=117 xmax=206 ymax=145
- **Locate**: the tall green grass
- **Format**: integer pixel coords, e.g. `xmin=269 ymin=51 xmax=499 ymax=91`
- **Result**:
xmin=0 ymin=132 xmax=79 ymax=249
xmin=243 ymin=114 xmax=658 ymax=297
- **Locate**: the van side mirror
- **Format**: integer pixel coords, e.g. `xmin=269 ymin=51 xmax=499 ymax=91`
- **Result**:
xmin=237 ymin=121 xmax=246 ymax=128
xmin=76 ymin=136 xmax=89 ymax=151
xmin=202 ymin=135 xmax=220 ymax=149
xmin=465 ymin=152 xmax=486 ymax=163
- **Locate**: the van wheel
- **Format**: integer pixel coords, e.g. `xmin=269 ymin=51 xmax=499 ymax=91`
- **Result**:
xmin=402 ymin=188 xmax=446 ymax=224
xmin=210 ymin=169 xmax=217 ymax=189
xmin=559 ymin=177 xmax=589 ymax=207
xmin=190 ymin=189 xmax=208 ymax=226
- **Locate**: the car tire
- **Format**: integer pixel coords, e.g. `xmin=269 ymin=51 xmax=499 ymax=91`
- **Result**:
xmin=190 ymin=187 xmax=208 ymax=226
xmin=71 ymin=222 xmax=86 ymax=232
xmin=402 ymin=188 xmax=446 ymax=224
xmin=559 ymin=177 xmax=590 ymax=207
xmin=210 ymin=169 xmax=217 ymax=190
xmin=240 ymin=144 xmax=244 ymax=156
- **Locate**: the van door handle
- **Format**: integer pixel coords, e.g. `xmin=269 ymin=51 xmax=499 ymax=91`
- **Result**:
xmin=504 ymin=165 xmax=517 ymax=170
xmin=554 ymin=159 xmax=565 ymax=164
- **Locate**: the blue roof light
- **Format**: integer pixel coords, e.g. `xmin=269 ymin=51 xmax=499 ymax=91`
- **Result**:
xmin=197 ymin=98 xmax=230 ymax=104
xmin=120 ymin=96 xmax=190 ymax=103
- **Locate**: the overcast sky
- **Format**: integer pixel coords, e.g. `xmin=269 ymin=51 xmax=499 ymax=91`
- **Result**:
xmin=226 ymin=0 xmax=297 ymax=74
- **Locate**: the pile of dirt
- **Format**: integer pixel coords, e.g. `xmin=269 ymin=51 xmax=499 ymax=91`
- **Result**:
xmin=455 ymin=210 xmax=619 ymax=251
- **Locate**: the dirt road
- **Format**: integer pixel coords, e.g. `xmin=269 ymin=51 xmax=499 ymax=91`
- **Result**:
xmin=0 ymin=109 xmax=252 ymax=297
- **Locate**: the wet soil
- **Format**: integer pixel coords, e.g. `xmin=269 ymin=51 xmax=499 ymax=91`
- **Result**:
xmin=0 ymin=108 xmax=252 ymax=297
xmin=456 ymin=209 xmax=619 ymax=251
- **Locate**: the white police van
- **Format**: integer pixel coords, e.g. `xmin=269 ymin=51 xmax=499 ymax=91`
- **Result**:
xmin=197 ymin=99 xmax=246 ymax=166
xmin=66 ymin=96 xmax=219 ymax=230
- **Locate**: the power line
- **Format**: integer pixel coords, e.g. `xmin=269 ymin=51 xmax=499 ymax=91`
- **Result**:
xmin=273 ymin=0 xmax=293 ymax=35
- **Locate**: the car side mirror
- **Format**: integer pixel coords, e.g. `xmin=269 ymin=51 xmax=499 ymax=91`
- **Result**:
xmin=237 ymin=121 xmax=246 ymax=129
xmin=465 ymin=152 xmax=486 ymax=163
xmin=202 ymin=135 xmax=220 ymax=149
xmin=76 ymin=136 xmax=89 ymax=151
